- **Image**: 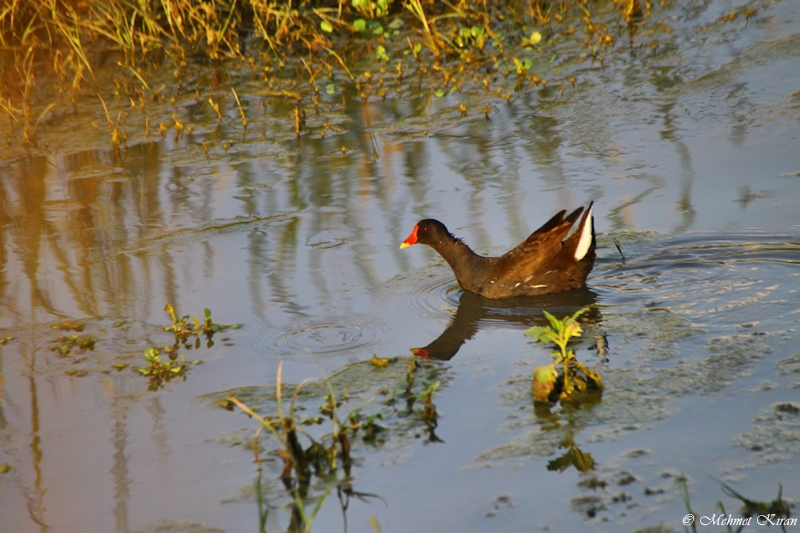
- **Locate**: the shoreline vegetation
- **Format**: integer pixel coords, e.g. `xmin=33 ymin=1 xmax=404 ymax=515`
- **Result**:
xmin=0 ymin=0 xmax=653 ymax=153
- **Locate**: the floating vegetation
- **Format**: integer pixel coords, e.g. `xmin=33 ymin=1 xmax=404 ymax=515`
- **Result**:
xmin=164 ymin=304 xmax=241 ymax=350
xmin=228 ymin=362 xmax=386 ymax=532
xmin=0 ymin=0 xmax=669 ymax=157
xmin=204 ymin=355 xmax=450 ymax=526
xmin=136 ymin=346 xmax=198 ymax=389
xmin=735 ymin=402 xmax=800 ymax=465
xmin=49 ymin=334 xmax=96 ymax=357
xmin=135 ymin=304 xmax=239 ymax=389
xmin=527 ymin=308 xmax=603 ymax=403
xmin=51 ymin=320 xmax=85 ymax=332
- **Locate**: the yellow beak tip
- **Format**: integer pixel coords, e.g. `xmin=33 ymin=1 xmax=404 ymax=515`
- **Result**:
xmin=399 ymin=242 xmax=411 ymax=249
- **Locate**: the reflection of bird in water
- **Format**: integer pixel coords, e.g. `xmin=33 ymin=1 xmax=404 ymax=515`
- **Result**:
xmin=401 ymin=203 xmax=596 ymax=298
xmin=410 ymin=287 xmax=603 ymax=361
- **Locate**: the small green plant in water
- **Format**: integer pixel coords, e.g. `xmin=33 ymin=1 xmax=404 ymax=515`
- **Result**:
xmin=136 ymin=347 xmax=195 ymax=389
xmin=49 ymin=334 xmax=96 ymax=357
xmin=229 ymin=363 xmax=354 ymax=533
xmin=418 ymin=381 xmax=439 ymax=422
xmin=164 ymin=304 xmax=240 ymax=349
xmin=526 ymin=308 xmax=602 ymax=403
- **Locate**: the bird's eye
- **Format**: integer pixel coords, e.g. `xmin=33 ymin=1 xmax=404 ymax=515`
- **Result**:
xmin=422 ymin=227 xmax=428 ymax=232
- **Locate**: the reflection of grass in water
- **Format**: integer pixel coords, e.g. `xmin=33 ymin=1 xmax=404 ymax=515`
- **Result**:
xmin=485 ymin=329 xmax=771 ymax=465
xmin=204 ymin=356 xmax=451 ymax=523
xmin=0 ymin=0 xmax=665 ymax=157
xmin=680 ymin=475 xmax=794 ymax=533
xmin=477 ymin=288 xmax=777 ymax=464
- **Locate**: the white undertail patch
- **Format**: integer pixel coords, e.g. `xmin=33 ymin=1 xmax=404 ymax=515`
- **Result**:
xmin=574 ymin=204 xmax=594 ymax=261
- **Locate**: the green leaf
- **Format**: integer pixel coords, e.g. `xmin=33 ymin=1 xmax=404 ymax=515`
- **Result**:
xmin=373 ymin=24 xmax=384 ymax=35
xmin=435 ymin=88 xmax=445 ymax=97
xmin=376 ymin=45 xmax=389 ymax=61
xmin=471 ymin=26 xmax=484 ymax=37
xmin=525 ymin=326 xmax=558 ymax=342
xmin=353 ymin=19 xmax=366 ymax=32
xmin=532 ymin=364 xmax=557 ymax=402
xmin=542 ymin=310 xmax=561 ymax=331
xmin=564 ymin=320 xmax=582 ymax=338
xmin=326 ymin=83 xmax=335 ymax=94
xmin=525 ymin=325 xmax=553 ymax=341
xmin=320 ymin=20 xmax=334 ymax=33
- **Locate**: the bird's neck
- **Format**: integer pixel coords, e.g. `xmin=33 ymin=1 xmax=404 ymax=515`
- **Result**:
xmin=430 ymin=236 xmax=487 ymax=290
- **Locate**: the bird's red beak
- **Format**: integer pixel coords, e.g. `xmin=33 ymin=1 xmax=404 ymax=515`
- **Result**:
xmin=400 ymin=225 xmax=419 ymax=249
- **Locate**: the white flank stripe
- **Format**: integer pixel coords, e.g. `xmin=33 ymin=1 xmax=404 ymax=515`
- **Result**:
xmin=574 ymin=205 xmax=594 ymax=261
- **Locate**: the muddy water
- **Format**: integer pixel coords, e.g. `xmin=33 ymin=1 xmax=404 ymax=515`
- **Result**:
xmin=2 ymin=0 xmax=800 ymax=532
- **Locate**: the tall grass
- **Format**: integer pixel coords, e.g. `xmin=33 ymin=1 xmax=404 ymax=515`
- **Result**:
xmin=0 ymin=0 xmax=648 ymax=148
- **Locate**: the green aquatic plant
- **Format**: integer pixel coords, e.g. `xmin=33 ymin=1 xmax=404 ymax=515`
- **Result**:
xmin=0 ymin=0 xmax=660 ymax=160
xmin=164 ymin=304 xmax=241 ymax=349
xmin=136 ymin=346 xmax=197 ymax=389
xmin=418 ymin=380 xmax=440 ymax=422
xmin=526 ymin=308 xmax=603 ymax=403
xmin=207 ymin=355 xmax=453 ymax=528
xmin=51 ymin=320 xmax=85 ymax=332
xmin=134 ymin=305 xmax=238 ymax=388
xmin=228 ymin=363 xmax=341 ymax=533
xmin=49 ymin=334 xmax=96 ymax=357
xmin=228 ymin=357 xmax=447 ymax=530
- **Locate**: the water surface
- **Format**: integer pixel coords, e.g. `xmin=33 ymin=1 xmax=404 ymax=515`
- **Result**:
xmin=1 ymin=0 xmax=800 ymax=531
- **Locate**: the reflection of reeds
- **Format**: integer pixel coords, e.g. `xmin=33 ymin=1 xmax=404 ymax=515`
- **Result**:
xmin=229 ymin=362 xmax=335 ymax=533
xmin=0 ymin=0 xmax=648 ymax=147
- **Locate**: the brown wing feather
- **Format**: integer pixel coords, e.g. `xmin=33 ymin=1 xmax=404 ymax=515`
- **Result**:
xmin=521 ymin=209 xmax=567 ymax=245
xmin=488 ymin=206 xmax=587 ymax=285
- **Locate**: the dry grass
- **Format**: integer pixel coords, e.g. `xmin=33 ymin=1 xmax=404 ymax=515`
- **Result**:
xmin=0 ymin=0 xmax=649 ymax=149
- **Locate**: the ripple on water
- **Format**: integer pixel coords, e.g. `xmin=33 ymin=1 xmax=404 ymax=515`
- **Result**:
xmin=597 ymin=233 xmax=800 ymax=292
xmin=381 ymin=265 xmax=462 ymax=320
xmin=252 ymin=316 xmax=386 ymax=359
xmin=594 ymin=232 xmax=800 ymax=356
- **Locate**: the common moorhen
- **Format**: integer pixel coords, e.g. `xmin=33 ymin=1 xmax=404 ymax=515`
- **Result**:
xmin=400 ymin=203 xmax=596 ymax=298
